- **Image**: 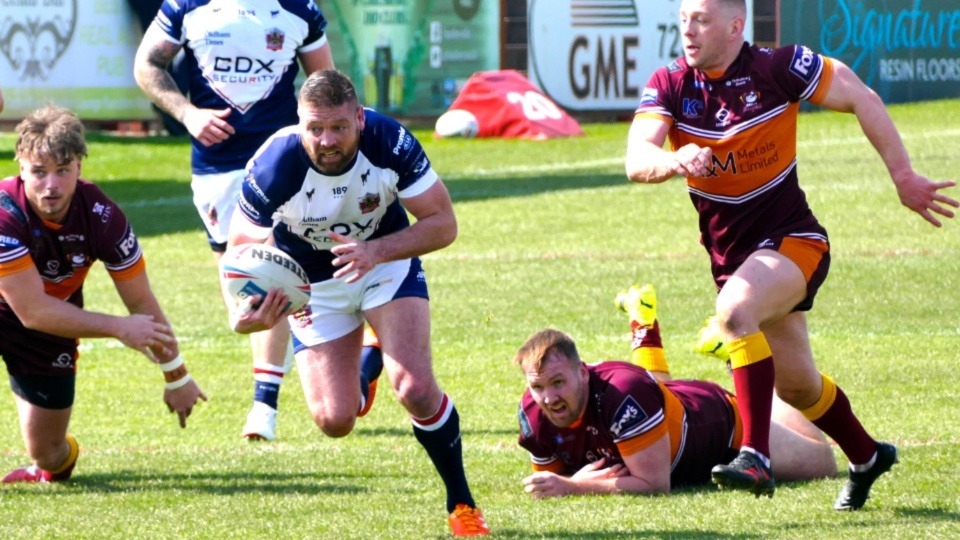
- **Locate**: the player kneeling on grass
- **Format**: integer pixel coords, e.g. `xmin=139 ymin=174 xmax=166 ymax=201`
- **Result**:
xmin=220 ymin=70 xmax=489 ymax=536
xmin=515 ymin=284 xmax=837 ymax=498
xmin=0 ymin=106 xmax=207 ymax=483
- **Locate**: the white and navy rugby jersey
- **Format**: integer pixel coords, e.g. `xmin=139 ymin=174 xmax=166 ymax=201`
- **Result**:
xmin=238 ymin=109 xmax=438 ymax=283
xmin=154 ymin=0 xmax=328 ymax=174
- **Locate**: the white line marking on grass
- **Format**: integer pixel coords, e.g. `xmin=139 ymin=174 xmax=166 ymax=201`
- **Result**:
xmin=111 ymin=129 xmax=960 ymax=204
xmin=466 ymin=157 xmax=623 ymax=176
xmin=463 ymin=129 xmax=960 ymax=177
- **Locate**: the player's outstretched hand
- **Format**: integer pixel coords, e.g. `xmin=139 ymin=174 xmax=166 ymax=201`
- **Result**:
xmin=893 ymin=171 xmax=958 ymax=227
xmin=164 ymin=378 xmax=208 ymax=428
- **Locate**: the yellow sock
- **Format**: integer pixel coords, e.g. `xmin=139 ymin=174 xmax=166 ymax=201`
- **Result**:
xmin=49 ymin=433 xmax=79 ymax=475
xmin=631 ymin=347 xmax=669 ymax=374
xmin=727 ymin=332 xmax=772 ymax=369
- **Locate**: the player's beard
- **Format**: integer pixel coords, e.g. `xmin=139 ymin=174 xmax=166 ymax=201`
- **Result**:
xmin=307 ymin=144 xmax=356 ymax=175
xmin=304 ymin=134 xmax=360 ymax=176
xmin=544 ymin=384 xmax=587 ymax=428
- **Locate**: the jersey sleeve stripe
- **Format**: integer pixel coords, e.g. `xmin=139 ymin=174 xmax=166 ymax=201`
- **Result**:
xmin=619 ymin=381 xmax=690 ymax=463
xmin=806 ymin=57 xmax=835 ymax=105
xmin=103 ymin=245 xmax=143 ymax=273
xmin=106 ymin=257 xmax=147 ymax=282
xmin=799 ymin=58 xmax=827 ymax=101
xmin=615 ymin=416 xmax=668 ymax=456
xmin=398 ymin=169 xmax=439 ymax=199
xmin=298 ymin=33 xmax=328 ymax=54
xmin=634 ymin=110 xmax=673 ymax=121
xmin=0 ymin=250 xmax=34 ymax=277
xmin=529 ymin=454 xmax=564 ymax=473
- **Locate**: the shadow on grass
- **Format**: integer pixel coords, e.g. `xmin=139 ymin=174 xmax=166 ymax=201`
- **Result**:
xmin=895 ymin=506 xmax=960 ymax=522
xmin=353 ymin=425 xmax=518 ymax=438
xmin=52 ymin=470 xmax=368 ymax=495
xmin=488 ymin=530 xmax=758 ymax=539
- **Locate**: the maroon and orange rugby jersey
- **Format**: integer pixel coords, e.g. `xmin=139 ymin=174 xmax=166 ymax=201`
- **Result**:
xmin=635 ymin=43 xmax=835 ymax=269
xmin=518 ymin=361 xmax=743 ymax=488
xmin=0 ymin=176 xmax=145 ymax=314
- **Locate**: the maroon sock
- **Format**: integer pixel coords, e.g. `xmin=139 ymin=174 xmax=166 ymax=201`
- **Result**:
xmin=811 ymin=386 xmax=876 ymax=465
xmin=731 ymin=358 xmax=775 ymax=459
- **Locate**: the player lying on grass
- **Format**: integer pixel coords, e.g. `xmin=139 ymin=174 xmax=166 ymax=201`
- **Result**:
xmin=0 ymin=106 xmax=206 ymax=483
xmin=514 ymin=284 xmax=837 ymax=497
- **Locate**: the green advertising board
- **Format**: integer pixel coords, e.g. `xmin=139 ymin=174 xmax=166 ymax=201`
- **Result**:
xmin=319 ymin=0 xmax=500 ymax=116
xmin=780 ymin=0 xmax=960 ymax=103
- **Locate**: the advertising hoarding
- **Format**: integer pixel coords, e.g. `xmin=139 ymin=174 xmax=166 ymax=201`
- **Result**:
xmin=780 ymin=0 xmax=960 ymax=103
xmin=322 ymin=0 xmax=500 ymax=116
xmin=527 ymin=0 xmax=753 ymax=112
xmin=0 ymin=0 xmax=153 ymax=120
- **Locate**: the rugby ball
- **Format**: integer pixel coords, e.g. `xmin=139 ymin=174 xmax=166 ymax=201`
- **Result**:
xmin=219 ymin=244 xmax=311 ymax=313
xmin=435 ymin=109 xmax=479 ymax=138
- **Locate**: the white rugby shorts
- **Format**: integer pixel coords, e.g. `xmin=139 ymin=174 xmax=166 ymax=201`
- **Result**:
xmin=191 ymin=169 xmax=245 ymax=247
xmin=288 ymin=258 xmax=428 ymax=351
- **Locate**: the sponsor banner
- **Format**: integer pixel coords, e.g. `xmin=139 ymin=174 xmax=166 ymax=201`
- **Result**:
xmin=323 ymin=0 xmax=499 ymax=116
xmin=527 ymin=0 xmax=753 ymax=112
xmin=0 ymin=0 xmax=153 ymax=119
xmin=780 ymin=0 xmax=960 ymax=103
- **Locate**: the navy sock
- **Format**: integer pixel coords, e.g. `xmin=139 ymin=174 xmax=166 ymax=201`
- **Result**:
xmin=412 ymin=395 xmax=476 ymax=513
xmin=254 ymin=381 xmax=280 ymax=410
xmin=360 ymin=345 xmax=383 ymax=384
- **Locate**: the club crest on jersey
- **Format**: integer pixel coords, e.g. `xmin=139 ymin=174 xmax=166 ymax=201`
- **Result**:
xmin=740 ymin=90 xmax=762 ymax=111
xmin=358 ymin=192 xmax=381 ymax=214
xmin=265 ymin=28 xmax=285 ymax=51
xmin=609 ymin=396 xmax=647 ymax=437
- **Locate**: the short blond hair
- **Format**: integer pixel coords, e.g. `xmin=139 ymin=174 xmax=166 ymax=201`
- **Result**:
xmin=513 ymin=328 xmax=582 ymax=373
xmin=15 ymin=105 xmax=88 ymax=164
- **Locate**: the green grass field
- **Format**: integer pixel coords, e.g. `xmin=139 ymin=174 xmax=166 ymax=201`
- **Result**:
xmin=0 ymin=100 xmax=959 ymax=539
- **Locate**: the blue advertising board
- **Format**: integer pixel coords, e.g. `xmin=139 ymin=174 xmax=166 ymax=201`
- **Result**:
xmin=780 ymin=0 xmax=960 ymax=103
